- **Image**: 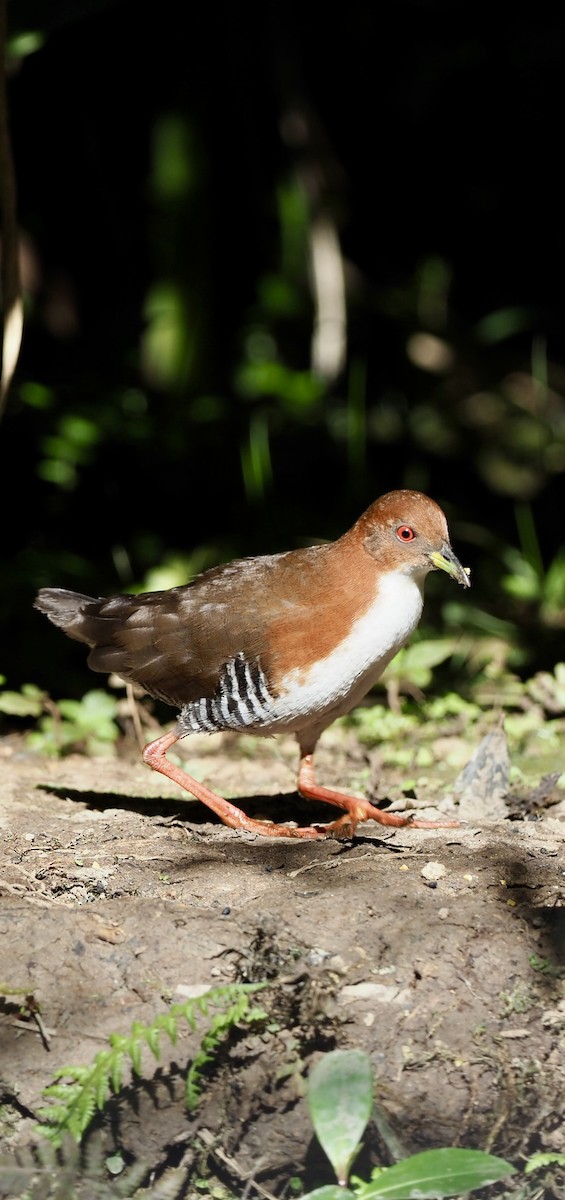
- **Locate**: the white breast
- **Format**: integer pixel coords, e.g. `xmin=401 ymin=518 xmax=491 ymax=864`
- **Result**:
xmin=269 ymin=569 xmax=425 ymax=731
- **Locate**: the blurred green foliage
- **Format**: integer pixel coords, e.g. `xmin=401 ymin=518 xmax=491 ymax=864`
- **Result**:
xmin=2 ymin=656 xmax=564 ymax=791
xmin=26 ymin=690 xmax=120 ymax=757
xmin=2 ymin=1 xmax=565 ymax=699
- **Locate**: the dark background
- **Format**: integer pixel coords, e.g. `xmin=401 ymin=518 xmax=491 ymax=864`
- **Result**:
xmin=2 ymin=0 xmax=565 ymax=697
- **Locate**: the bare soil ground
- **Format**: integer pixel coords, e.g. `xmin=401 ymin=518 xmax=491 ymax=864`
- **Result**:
xmin=1 ymin=723 xmax=565 ymax=1196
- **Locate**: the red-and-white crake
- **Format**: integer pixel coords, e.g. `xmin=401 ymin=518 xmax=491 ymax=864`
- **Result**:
xmin=35 ymin=490 xmax=470 ymax=839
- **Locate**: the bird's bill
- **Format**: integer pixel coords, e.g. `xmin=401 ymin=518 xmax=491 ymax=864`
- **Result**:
xmin=429 ymin=543 xmax=471 ymax=587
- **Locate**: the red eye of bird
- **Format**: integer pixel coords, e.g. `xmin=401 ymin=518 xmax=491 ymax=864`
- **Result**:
xmin=396 ymin=525 xmax=415 ymax=542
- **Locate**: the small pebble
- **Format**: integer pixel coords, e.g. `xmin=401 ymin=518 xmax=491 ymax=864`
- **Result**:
xmin=421 ymin=861 xmax=447 ymax=881
xmin=306 ymin=948 xmax=332 ymax=967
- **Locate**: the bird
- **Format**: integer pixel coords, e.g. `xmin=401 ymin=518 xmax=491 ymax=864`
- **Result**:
xmin=34 ymin=489 xmax=470 ymax=840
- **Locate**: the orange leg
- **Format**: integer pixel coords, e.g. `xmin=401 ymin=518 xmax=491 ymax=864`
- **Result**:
xmin=143 ymin=731 xmax=459 ymax=840
xmin=297 ymin=752 xmax=460 ymax=833
xmin=142 ymin=730 xmax=328 ymax=839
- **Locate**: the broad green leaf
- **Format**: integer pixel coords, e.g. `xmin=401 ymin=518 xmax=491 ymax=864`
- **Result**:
xmin=57 ymin=699 xmax=83 ymax=721
xmin=81 ymin=689 xmax=119 ymax=717
xmin=0 ymin=690 xmax=44 ymax=716
xmin=475 ymin=306 xmax=535 ymax=344
xmin=384 ymin=639 xmax=456 ymax=676
xmin=357 ymin=1148 xmax=514 ymax=1198
xmin=307 ymin=1050 xmax=373 ymax=1186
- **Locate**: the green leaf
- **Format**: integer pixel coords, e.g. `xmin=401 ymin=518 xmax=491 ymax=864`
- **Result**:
xmin=128 ymin=1039 xmax=143 ymax=1074
xmin=0 ymin=689 xmax=44 ymax=716
xmin=524 ymin=1151 xmax=565 ymax=1174
xmin=501 ymin=550 xmax=541 ymax=601
xmin=80 ymin=689 xmax=119 ymax=718
xmin=163 ymin=1013 xmax=179 ymax=1042
xmin=385 ymin=639 xmax=456 ymax=675
xmin=145 ymin=1025 xmax=162 ymax=1057
xmin=307 ymin=1050 xmax=373 ymax=1186
xmin=57 ymin=699 xmax=83 ymax=722
xmin=110 ymin=1052 xmax=124 ymax=1094
xmin=356 ymin=1148 xmax=514 ymax=1198
xmin=94 ymin=1071 xmax=110 ymax=1109
xmin=475 ymin=306 xmax=536 ymax=344
xmin=543 ymin=549 xmax=565 ymax=611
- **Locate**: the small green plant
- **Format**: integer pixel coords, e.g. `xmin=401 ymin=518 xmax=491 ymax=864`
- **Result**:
xmin=27 ymin=689 xmax=120 ymax=757
xmin=0 ymin=675 xmax=122 ymax=757
xmin=0 ymin=676 xmax=46 ymax=718
xmin=524 ymin=1152 xmax=565 ymax=1174
xmin=301 ymin=1049 xmax=514 ymax=1199
xmin=379 ymin=638 xmax=460 ymax=707
xmin=501 ymin=503 xmax=565 ymax=628
xmin=37 ymin=983 xmax=268 ymax=1145
xmin=498 ymin=981 xmax=534 ymax=1017
xmin=346 ymin=705 xmax=418 ymax=746
xmin=529 ymin=953 xmax=564 ymax=978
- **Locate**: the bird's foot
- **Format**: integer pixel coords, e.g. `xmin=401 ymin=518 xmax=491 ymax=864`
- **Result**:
xmin=297 ymin=754 xmax=459 ymax=830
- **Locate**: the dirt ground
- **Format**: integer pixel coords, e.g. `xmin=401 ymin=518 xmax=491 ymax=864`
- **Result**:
xmin=1 ymin=722 xmax=565 ymax=1197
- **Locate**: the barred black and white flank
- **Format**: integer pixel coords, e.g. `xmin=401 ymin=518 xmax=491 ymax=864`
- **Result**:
xmin=178 ymin=652 xmax=274 ymax=735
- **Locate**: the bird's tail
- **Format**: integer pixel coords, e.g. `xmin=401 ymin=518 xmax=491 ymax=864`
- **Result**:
xmin=34 ymin=588 xmax=101 ymax=645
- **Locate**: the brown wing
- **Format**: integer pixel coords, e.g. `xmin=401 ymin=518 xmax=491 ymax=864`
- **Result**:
xmin=35 ymin=548 xmax=334 ymax=708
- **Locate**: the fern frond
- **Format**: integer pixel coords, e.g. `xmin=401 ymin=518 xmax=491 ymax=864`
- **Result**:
xmin=109 ymin=1047 xmax=126 ymax=1093
xmin=38 ymin=981 xmax=268 ymax=1145
xmin=143 ymin=1022 xmax=162 ymax=1058
xmin=185 ymin=995 xmax=268 ymax=1111
xmin=160 ymin=1013 xmax=178 ymax=1043
xmin=126 ymin=1036 xmax=143 ymax=1075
